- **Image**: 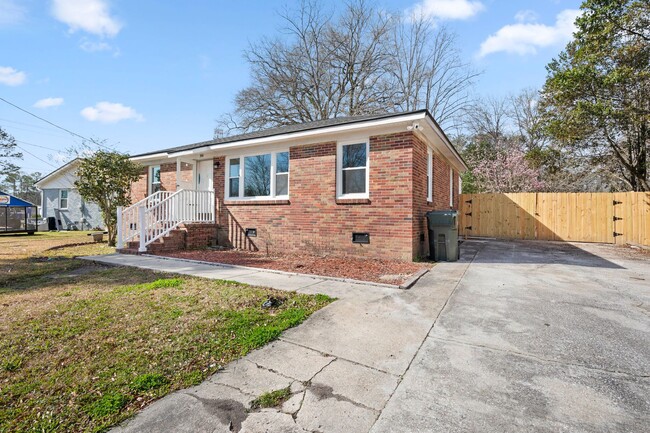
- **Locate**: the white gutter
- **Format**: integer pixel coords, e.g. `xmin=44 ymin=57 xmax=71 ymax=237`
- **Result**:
xmin=130 ymin=111 xmax=467 ymax=172
xmin=164 ymin=113 xmax=427 ymax=158
xmin=424 ymin=116 xmax=469 ymax=172
xmin=131 ymin=152 xmax=169 ymax=162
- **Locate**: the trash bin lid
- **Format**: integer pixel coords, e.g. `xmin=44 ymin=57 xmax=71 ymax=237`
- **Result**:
xmin=426 ymin=210 xmax=457 ymax=227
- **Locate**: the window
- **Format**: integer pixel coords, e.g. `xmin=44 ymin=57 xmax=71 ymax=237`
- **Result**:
xmin=59 ymin=189 xmax=68 ymax=209
xmin=449 ymin=168 xmax=454 ymax=208
xmin=227 ymin=151 xmax=289 ymax=199
xmin=338 ymin=141 xmax=369 ymax=198
xmin=150 ymin=165 xmax=161 ymax=193
xmin=427 ymin=148 xmax=433 ymax=202
xmin=229 ymin=158 xmax=240 ymax=198
xmin=275 ymin=152 xmax=289 ymax=196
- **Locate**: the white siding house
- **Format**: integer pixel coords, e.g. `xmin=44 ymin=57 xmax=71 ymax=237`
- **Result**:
xmin=35 ymin=159 xmax=104 ymax=230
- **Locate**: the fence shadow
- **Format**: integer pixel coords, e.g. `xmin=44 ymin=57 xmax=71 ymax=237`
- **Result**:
xmin=458 ymin=192 xmax=647 ymax=269
xmin=466 ymin=238 xmax=624 ymax=269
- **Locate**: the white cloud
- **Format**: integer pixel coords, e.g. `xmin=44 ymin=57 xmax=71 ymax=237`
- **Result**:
xmin=0 ymin=0 xmax=26 ymax=26
xmin=81 ymin=102 xmax=144 ymax=123
xmin=51 ymin=0 xmax=122 ymax=37
xmin=34 ymin=97 xmax=64 ymax=109
xmin=79 ymin=39 xmax=120 ymax=56
xmin=0 ymin=66 xmax=26 ymax=86
xmin=479 ymin=9 xmax=580 ymax=57
xmin=514 ymin=10 xmax=538 ymax=23
xmin=408 ymin=0 xmax=485 ymax=21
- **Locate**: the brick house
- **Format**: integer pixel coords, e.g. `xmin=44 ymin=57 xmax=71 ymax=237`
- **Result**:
xmin=118 ymin=110 xmax=467 ymax=261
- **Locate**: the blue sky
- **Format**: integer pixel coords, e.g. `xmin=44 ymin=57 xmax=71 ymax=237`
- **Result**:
xmin=0 ymin=0 xmax=582 ymax=175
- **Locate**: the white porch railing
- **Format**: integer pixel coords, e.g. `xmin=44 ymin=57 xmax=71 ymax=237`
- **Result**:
xmin=116 ymin=189 xmax=215 ymax=252
xmin=119 ymin=190 xmax=175 ymax=244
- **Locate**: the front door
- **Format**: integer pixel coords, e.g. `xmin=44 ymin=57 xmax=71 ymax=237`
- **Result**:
xmin=196 ymin=160 xmax=214 ymax=191
xmin=195 ymin=160 xmax=214 ymax=221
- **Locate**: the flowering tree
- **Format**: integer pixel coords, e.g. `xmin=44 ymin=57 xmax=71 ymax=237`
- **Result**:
xmin=471 ymin=147 xmax=546 ymax=193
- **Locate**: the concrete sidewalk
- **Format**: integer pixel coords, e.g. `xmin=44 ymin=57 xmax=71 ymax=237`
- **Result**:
xmin=87 ymin=240 xmax=650 ymax=432
xmin=83 ymin=251 xmax=474 ymax=433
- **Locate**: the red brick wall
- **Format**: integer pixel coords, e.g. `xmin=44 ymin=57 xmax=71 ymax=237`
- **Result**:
xmin=128 ymin=131 xmax=462 ymax=261
xmin=160 ymin=163 xmax=176 ymax=191
xmin=214 ymin=132 xmax=416 ymax=261
xmin=411 ymin=135 xmax=460 ymax=259
xmin=182 ymin=223 xmax=218 ymax=249
xmin=130 ymin=168 xmax=148 ymax=203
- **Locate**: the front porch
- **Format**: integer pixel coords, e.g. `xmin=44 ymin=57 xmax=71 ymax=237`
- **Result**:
xmin=116 ymin=189 xmax=218 ymax=253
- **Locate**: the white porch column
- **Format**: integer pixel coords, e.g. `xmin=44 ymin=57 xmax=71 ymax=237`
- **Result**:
xmin=176 ymin=158 xmax=181 ymax=190
xmin=138 ymin=205 xmax=147 ymax=253
xmin=116 ymin=206 xmax=123 ymax=249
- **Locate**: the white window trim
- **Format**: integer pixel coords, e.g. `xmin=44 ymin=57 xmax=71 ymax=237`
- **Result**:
xmin=449 ymin=168 xmax=454 ymax=208
xmin=59 ymin=189 xmax=69 ymax=210
xmin=337 ymin=139 xmax=370 ymax=200
xmin=225 ymin=150 xmax=290 ymax=201
xmin=149 ymin=165 xmax=161 ymax=195
xmin=427 ymin=147 xmax=433 ymax=202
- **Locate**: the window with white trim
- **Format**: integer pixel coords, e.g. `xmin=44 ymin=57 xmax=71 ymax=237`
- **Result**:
xmin=427 ymin=148 xmax=432 ymax=202
xmin=449 ymin=168 xmax=454 ymax=208
xmin=337 ymin=141 xmax=369 ymax=198
xmin=150 ymin=165 xmax=161 ymax=193
xmin=275 ymin=151 xmax=289 ymax=196
xmin=227 ymin=151 xmax=289 ymax=199
xmin=59 ymin=189 xmax=68 ymax=209
xmin=228 ymin=158 xmax=240 ymax=198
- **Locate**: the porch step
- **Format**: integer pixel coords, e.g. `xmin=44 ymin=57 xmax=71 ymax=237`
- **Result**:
xmin=124 ymin=229 xmax=187 ymax=253
xmin=118 ymin=223 xmax=219 ymax=255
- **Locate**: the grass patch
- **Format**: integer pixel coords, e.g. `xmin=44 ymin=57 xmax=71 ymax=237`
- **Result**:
xmin=0 ymin=232 xmax=333 ymax=432
xmin=250 ymin=387 xmax=292 ymax=409
xmin=130 ymin=373 xmax=168 ymax=392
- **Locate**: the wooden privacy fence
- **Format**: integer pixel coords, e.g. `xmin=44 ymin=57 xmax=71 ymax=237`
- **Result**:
xmin=459 ymin=192 xmax=650 ymax=246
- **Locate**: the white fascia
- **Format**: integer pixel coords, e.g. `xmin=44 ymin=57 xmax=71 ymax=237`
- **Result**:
xmin=204 ymin=113 xmax=427 ymax=153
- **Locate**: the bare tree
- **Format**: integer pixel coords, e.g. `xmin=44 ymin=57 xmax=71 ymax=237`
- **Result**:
xmin=388 ymin=14 xmax=479 ymax=129
xmin=217 ymin=0 xmax=477 ymax=134
xmin=509 ymin=88 xmax=549 ymax=153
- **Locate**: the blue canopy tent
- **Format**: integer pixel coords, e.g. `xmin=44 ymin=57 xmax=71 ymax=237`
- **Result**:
xmin=0 ymin=191 xmax=38 ymax=234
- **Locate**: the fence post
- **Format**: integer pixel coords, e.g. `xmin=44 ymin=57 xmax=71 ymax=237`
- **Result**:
xmin=138 ymin=205 xmax=147 ymax=253
xmin=116 ymin=206 xmax=123 ymax=249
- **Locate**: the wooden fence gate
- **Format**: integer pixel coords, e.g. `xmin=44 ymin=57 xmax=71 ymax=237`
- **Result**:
xmin=459 ymin=192 xmax=650 ymax=246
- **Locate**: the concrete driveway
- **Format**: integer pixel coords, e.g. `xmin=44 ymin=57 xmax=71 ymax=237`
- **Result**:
xmin=108 ymin=240 xmax=650 ymax=433
xmin=373 ymin=240 xmax=650 ymax=433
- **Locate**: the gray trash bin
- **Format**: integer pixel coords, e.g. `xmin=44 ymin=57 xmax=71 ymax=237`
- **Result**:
xmin=426 ymin=210 xmax=459 ymax=262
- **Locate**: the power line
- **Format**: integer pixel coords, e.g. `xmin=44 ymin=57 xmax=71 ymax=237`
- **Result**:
xmin=0 ymin=117 xmax=76 ymax=133
xmin=15 ymin=144 xmax=59 ymax=168
xmin=16 ymin=140 xmax=63 ymax=153
xmin=0 ymin=96 xmax=90 ymax=141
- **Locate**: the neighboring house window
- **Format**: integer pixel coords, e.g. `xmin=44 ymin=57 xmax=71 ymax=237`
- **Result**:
xmin=459 ymin=175 xmax=463 ymax=195
xmin=427 ymin=148 xmax=432 ymax=202
xmin=337 ymin=141 xmax=369 ymax=199
xmin=449 ymin=168 xmax=454 ymax=208
xmin=150 ymin=165 xmax=161 ymax=193
xmin=227 ymin=151 xmax=289 ymax=199
xmin=59 ymin=189 xmax=68 ymax=209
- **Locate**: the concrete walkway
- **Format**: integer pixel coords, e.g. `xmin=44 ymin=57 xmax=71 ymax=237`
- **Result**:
xmin=85 ymin=240 xmax=650 ymax=433
xmin=85 ymin=251 xmax=470 ymax=433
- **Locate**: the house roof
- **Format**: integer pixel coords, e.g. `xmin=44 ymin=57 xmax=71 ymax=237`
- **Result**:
xmin=34 ymin=158 xmax=81 ymax=189
xmin=0 ymin=190 xmax=36 ymax=207
xmin=131 ymin=109 xmax=468 ymax=171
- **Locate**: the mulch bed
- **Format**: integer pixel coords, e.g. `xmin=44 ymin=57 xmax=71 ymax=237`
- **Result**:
xmin=156 ymin=249 xmax=431 ymax=285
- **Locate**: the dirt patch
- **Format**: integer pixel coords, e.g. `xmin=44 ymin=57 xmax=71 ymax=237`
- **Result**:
xmin=156 ymin=249 xmax=430 ymax=285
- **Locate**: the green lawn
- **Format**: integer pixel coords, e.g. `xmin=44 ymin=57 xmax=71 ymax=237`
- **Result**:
xmin=0 ymin=232 xmax=332 ymax=432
